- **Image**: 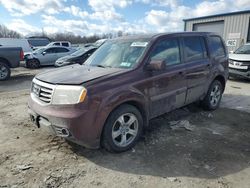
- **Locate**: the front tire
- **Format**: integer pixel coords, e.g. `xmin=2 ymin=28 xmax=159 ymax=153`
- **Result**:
xmin=0 ymin=62 xmax=10 ymax=81
xmin=102 ymin=104 xmax=143 ymax=153
xmin=202 ymin=80 xmax=223 ymax=110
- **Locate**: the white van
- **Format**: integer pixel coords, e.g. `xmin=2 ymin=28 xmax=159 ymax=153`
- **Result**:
xmin=0 ymin=38 xmax=32 ymax=53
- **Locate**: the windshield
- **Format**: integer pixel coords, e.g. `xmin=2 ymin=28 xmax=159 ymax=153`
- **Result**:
xmin=70 ymin=48 xmax=87 ymax=56
xmin=85 ymin=39 xmax=149 ymax=69
xmin=33 ymin=47 xmax=45 ymax=54
xmin=234 ymin=44 xmax=250 ymax=54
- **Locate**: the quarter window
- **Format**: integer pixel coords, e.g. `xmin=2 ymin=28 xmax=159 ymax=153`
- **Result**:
xmin=209 ymin=36 xmax=226 ymax=57
xmin=150 ymin=38 xmax=181 ymax=66
xmin=183 ymin=37 xmax=206 ymax=61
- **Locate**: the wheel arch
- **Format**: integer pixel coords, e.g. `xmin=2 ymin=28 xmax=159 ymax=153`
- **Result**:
xmin=99 ymin=99 xmax=149 ymax=145
xmin=0 ymin=57 xmax=11 ymax=68
xmin=213 ymin=74 xmax=226 ymax=92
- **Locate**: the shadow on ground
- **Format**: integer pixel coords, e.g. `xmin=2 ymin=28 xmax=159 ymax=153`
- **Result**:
xmin=69 ymin=106 xmax=250 ymax=179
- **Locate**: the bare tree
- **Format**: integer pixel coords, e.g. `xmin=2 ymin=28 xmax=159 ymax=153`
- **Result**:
xmin=0 ymin=24 xmax=21 ymax=38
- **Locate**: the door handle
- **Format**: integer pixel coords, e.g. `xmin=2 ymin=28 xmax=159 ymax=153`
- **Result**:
xmin=207 ymin=64 xmax=211 ymax=67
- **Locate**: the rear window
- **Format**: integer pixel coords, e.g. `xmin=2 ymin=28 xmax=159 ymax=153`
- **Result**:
xmin=183 ymin=37 xmax=207 ymax=61
xmin=208 ymin=36 xmax=226 ymax=57
xmin=28 ymin=39 xmax=50 ymax=47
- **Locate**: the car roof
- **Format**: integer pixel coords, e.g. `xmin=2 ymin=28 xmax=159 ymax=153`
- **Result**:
xmin=111 ymin=32 xmax=217 ymax=41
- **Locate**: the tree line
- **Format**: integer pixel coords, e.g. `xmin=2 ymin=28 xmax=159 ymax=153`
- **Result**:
xmin=0 ymin=24 xmax=127 ymax=44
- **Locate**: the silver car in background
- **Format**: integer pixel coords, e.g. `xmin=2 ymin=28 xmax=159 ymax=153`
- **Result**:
xmin=25 ymin=46 xmax=76 ymax=68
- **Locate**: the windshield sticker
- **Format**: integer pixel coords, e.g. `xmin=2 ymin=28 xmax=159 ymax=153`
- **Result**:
xmin=120 ymin=62 xmax=131 ymax=67
xmin=131 ymin=42 xmax=148 ymax=47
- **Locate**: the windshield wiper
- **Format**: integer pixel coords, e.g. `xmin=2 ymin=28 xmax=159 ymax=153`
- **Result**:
xmin=96 ymin=65 xmax=112 ymax=68
xmin=96 ymin=65 xmax=106 ymax=68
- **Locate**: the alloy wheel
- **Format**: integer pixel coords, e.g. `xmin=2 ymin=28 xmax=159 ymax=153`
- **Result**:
xmin=112 ymin=113 xmax=139 ymax=147
xmin=0 ymin=64 xmax=8 ymax=80
xmin=209 ymin=84 xmax=221 ymax=107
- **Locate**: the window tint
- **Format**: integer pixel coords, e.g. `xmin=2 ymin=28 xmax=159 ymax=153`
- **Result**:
xmin=28 ymin=39 xmax=50 ymax=47
xmin=45 ymin=48 xmax=57 ymax=54
xmin=209 ymin=36 xmax=226 ymax=57
xmin=55 ymin=48 xmax=69 ymax=53
xmin=53 ymin=42 xmax=60 ymax=46
xmin=62 ymin=42 xmax=69 ymax=47
xmin=150 ymin=38 xmax=181 ymax=66
xmin=183 ymin=37 xmax=206 ymax=61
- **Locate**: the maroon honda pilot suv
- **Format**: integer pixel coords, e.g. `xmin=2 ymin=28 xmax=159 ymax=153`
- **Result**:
xmin=28 ymin=32 xmax=228 ymax=152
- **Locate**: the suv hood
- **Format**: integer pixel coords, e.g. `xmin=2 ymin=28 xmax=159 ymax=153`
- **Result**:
xmin=229 ymin=54 xmax=250 ymax=61
xmin=36 ymin=64 xmax=124 ymax=85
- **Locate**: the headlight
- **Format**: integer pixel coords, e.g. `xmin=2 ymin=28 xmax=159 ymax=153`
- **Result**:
xmin=228 ymin=59 xmax=234 ymax=64
xmin=52 ymin=85 xmax=87 ymax=105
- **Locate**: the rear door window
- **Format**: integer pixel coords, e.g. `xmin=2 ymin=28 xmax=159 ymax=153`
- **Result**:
xmin=183 ymin=37 xmax=207 ymax=61
xmin=208 ymin=36 xmax=226 ymax=57
xmin=149 ymin=38 xmax=181 ymax=66
xmin=62 ymin=42 xmax=69 ymax=47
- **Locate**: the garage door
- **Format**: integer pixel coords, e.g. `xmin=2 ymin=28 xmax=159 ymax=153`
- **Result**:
xmin=193 ymin=21 xmax=224 ymax=37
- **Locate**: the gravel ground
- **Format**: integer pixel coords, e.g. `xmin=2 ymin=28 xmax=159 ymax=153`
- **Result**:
xmin=0 ymin=67 xmax=250 ymax=188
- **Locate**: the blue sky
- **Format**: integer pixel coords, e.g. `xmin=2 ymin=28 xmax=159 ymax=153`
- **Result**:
xmin=0 ymin=0 xmax=250 ymax=36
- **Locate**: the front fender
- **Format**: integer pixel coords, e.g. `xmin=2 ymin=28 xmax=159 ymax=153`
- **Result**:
xmin=93 ymin=87 xmax=149 ymax=142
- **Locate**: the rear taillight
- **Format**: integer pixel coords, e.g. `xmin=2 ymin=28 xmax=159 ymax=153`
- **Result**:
xmin=20 ymin=50 xmax=24 ymax=60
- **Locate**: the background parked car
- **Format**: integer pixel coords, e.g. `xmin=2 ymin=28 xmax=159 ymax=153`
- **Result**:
xmin=25 ymin=46 xmax=76 ymax=68
xmin=0 ymin=38 xmax=32 ymax=53
xmin=27 ymin=37 xmax=50 ymax=50
xmin=47 ymin=41 xmax=71 ymax=47
xmin=55 ymin=46 xmax=97 ymax=67
xmin=94 ymin=38 xmax=107 ymax=47
xmin=0 ymin=46 xmax=24 ymax=80
xmin=229 ymin=43 xmax=250 ymax=79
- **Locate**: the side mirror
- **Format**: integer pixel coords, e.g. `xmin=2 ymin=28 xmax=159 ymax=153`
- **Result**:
xmin=42 ymin=51 xmax=46 ymax=55
xmin=146 ymin=60 xmax=166 ymax=71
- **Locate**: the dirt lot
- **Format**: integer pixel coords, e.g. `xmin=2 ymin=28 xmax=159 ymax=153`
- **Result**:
xmin=0 ymin=67 xmax=250 ymax=188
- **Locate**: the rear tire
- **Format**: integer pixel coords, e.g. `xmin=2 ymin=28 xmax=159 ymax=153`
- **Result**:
xmin=202 ymin=80 xmax=223 ymax=110
xmin=0 ymin=62 xmax=10 ymax=81
xmin=26 ymin=59 xmax=40 ymax=69
xmin=102 ymin=104 xmax=143 ymax=153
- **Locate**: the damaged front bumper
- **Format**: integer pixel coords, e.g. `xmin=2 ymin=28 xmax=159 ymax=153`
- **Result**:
xmin=28 ymin=97 xmax=101 ymax=149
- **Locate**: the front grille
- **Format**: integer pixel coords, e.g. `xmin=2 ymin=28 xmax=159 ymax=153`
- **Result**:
xmin=32 ymin=78 xmax=55 ymax=104
xmin=229 ymin=67 xmax=248 ymax=72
